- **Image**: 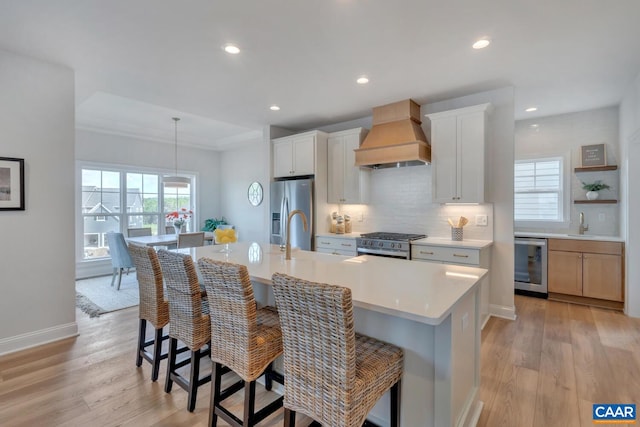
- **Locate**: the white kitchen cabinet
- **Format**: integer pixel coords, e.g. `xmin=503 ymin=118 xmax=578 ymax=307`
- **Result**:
xmin=273 ymin=132 xmax=317 ymax=178
xmin=327 ymin=128 xmax=370 ymax=204
xmin=412 ymin=239 xmax=492 ymax=328
xmin=315 ymin=235 xmax=357 ymax=256
xmin=426 ymin=103 xmax=491 ymax=203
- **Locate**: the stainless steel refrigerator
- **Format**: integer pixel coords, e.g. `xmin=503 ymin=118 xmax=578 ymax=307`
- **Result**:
xmin=270 ymin=178 xmax=314 ymax=251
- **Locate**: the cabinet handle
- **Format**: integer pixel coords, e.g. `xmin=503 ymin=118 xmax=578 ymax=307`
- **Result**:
xmin=320 ymin=242 xmax=330 ymax=245
xmin=332 ymin=251 xmax=339 ymax=255
xmin=341 ymin=243 xmax=352 ymax=247
xmin=453 ymin=254 xmax=469 ymax=258
xmin=420 ymin=251 xmax=435 ymax=255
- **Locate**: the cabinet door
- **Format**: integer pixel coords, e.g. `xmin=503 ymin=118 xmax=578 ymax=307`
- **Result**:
xmin=431 ymin=116 xmax=458 ymax=202
xmin=457 ymin=112 xmax=485 ymax=203
xmin=327 ymin=137 xmax=345 ymax=203
xmin=292 ymin=135 xmax=315 ymax=175
xmin=582 ymin=253 xmax=623 ymax=301
xmin=273 ymin=140 xmax=293 ymax=178
xmin=548 ymin=250 xmax=582 ymax=296
xmin=342 ymin=134 xmax=368 ymax=203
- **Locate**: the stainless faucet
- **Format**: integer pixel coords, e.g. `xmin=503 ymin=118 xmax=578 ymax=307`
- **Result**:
xmin=285 ymin=209 xmax=308 ymax=260
xmin=579 ymin=212 xmax=589 ymax=235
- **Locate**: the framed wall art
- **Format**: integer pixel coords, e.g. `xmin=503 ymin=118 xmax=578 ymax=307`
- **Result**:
xmin=580 ymin=144 xmax=607 ymax=168
xmin=0 ymin=157 xmax=25 ymax=211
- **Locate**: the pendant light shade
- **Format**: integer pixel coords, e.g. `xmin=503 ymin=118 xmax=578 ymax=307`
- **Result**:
xmin=163 ymin=117 xmax=191 ymax=188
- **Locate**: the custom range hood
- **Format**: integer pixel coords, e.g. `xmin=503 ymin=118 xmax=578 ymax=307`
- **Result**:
xmin=354 ymin=99 xmax=431 ymax=168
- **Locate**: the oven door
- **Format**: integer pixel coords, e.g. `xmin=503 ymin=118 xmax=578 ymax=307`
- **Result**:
xmin=357 ymin=247 xmax=409 ymax=260
xmin=514 ymin=238 xmax=548 ymax=295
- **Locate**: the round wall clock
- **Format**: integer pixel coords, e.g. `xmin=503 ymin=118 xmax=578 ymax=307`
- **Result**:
xmin=247 ymin=181 xmax=263 ymax=206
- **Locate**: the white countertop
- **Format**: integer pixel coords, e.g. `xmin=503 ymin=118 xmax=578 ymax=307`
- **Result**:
xmin=411 ymin=237 xmax=494 ymax=249
xmin=514 ymin=231 xmax=624 ymax=242
xmin=188 ymin=241 xmax=487 ymax=326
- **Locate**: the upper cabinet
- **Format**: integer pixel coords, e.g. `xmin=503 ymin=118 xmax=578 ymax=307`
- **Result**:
xmin=327 ymin=128 xmax=370 ymax=204
xmin=426 ymin=103 xmax=491 ymax=203
xmin=273 ymin=132 xmax=319 ymax=178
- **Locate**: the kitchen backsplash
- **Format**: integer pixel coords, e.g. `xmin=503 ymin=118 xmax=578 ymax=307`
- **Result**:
xmin=335 ymin=166 xmax=494 ymax=240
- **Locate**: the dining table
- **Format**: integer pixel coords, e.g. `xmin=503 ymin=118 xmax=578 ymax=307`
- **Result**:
xmin=126 ymin=231 xmax=215 ymax=247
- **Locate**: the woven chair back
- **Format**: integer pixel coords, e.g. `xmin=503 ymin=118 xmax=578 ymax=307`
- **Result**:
xmin=197 ymin=258 xmax=258 ymax=378
xmin=127 ymin=227 xmax=152 ymax=237
xmin=157 ymin=249 xmax=208 ymax=350
xmin=127 ymin=243 xmax=169 ymax=329
xmin=272 ymin=273 xmax=357 ymax=410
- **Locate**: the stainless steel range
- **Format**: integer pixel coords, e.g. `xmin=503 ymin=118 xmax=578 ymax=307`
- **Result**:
xmin=356 ymin=232 xmax=426 ymax=260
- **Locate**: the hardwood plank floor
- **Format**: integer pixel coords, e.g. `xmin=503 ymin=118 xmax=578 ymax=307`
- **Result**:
xmin=2 ymin=295 xmax=640 ymax=426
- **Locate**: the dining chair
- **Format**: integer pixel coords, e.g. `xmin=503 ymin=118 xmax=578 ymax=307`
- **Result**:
xmin=105 ymin=232 xmax=135 ymax=290
xmin=127 ymin=242 xmax=171 ymax=381
xmin=127 ymin=227 xmax=152 ymax=237
xmin=197 ymin=258 xmax=284 ymax=427
xmin=165 ymin=225 xmax=176 ymax=234
xmin=272 ymin=273 xmax=404 ymax=427
xmin=156 ymin=249 xmax=211 ymax=412
xmin=177 ymin=231 xmax=205 ymax=249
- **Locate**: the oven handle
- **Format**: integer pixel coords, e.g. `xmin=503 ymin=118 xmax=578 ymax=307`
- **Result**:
xmin=357 ymin=247 xmax=407 ymax=258
xmin=515 ymin=238 xmax=546 ymax=246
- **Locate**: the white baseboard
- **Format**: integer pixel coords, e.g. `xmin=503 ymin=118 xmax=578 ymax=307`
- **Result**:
xmin=76 ymin=259 xmax=112 ymax=279
xmin=0 ymin=322 xmax=79 ymax=356
xmin=489 ymin=304 xmax=517 ymax=321
xmin=466 ymin=400 xmax=484 ymax=427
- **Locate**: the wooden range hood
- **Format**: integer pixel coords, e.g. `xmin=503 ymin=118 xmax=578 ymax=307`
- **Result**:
xmin=354 ymin=99 xmax=431 ymax=168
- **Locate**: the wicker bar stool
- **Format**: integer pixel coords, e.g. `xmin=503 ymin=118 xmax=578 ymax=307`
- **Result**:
xmin=272 ymin=273 xmax=404 ymax=427
xmin=197 ymin=258 xmax=284 ymax=427
xmin=127 ymin=243 xmax=171 ymax=382
xmin=157 ymin=249 xmax=212 ymax=412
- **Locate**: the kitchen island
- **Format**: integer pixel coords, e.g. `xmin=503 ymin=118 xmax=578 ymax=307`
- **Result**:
xmin=188 ymin=242 xmax=488 ymax=427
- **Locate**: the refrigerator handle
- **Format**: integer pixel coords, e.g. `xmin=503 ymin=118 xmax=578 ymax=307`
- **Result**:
xmin=282 ymin=196 xmax=290 ymax=248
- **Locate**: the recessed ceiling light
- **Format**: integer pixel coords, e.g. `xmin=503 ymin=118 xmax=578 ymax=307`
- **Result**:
xmin=269 ymin=105 xmax=280 ymax=111
xmin=525 ymin=107 xmax=538 ymax=112
xmin=223 ymin=44 xmax=240 ymax=54
xmin=472 ymin=38 xmax=491 ymax=49
xmin=530 ymin=124 xmax=539 ymax=129
xmin=356 ymin=76 xmax=369 ymax=85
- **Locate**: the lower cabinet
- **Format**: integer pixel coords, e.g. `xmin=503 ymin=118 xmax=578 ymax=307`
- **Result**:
xmin=548 ymin=239 xmax=624 ymax=306
xmin=315 ymin=235 xmax=357 ymax=256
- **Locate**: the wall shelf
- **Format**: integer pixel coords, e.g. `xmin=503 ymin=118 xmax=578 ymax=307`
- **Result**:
xmin=574 ymin=165 xmax=618 ymax=172
xmin=574 ymin=200 xmax=618 ymax=204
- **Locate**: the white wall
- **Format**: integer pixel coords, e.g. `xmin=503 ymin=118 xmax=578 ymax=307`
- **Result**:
xmin=619 ymin=72 xmax=640 ymax=317
xmin=423 ymin=87 xmax=516 ymax=319
xmin=219 ymin=137 xmax=270 ymax=243
xmin=515 ymin=107 xmax=620 ymax=236
xmin=75 ymin=129 xmax=222 ymax=277
xmin=0 ymin=49 xmax=77 ymax=354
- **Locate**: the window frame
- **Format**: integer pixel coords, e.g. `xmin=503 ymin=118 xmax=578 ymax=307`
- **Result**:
xmin=77 ymin=161 xmax=197 ymax=262
xmin=514 ymin=154 xmax=570 ymax=229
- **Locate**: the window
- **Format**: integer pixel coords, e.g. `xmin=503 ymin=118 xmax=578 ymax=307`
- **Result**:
xmin=514 ymin=157 xmax=564 ymax=222
xmin=80 ymin=166 xmax=194 ymax=260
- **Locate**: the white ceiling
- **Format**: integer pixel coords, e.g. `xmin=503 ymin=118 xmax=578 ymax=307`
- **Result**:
xmin=1 ymin=0 xmax=639 ymax=150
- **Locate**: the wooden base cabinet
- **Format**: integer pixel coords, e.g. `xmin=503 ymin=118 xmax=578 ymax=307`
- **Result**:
xmin=548 ymin=239 xmax=624 ymax=307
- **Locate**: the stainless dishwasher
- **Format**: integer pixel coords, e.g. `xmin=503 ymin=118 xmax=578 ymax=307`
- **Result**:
xmin=514 ymin=237 xmax=548 ymax=297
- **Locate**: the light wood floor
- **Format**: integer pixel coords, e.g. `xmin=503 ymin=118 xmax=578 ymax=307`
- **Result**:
xmin=1 ymin=295 xmax=639 ymax=426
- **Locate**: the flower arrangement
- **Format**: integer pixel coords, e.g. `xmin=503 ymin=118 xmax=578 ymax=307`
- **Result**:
xmin=166 ymin=208 xmax=193 ymax=227
xmin=582 ymin=180 xmax=610 ymax=191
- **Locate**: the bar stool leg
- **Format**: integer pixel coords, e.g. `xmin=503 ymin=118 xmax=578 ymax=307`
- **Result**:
xmin=187 ymin=350 xmax=201 ymax=412
xmin=165 ymin=337 xmax=178 ymax=393
xmin=136 ymin=319 xmax=146 ymax=367
xmin=390 ymin=380 xmax=401 ymax=427
xmin=264 ymin=362 xmax=273 ymax=391
xmin=209 ymin=362 xmax=223 ymax=427
xmin=284 ymin=408 xmax=296 ymax=427
xmin=151 ymin=327 xmax=163 ymax=381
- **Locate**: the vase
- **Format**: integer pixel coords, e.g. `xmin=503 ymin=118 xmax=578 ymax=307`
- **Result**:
xmin=174 ymin=224 xmax=183 ymax=234
xmin=586 ymin=191 xmax=599 ymax=200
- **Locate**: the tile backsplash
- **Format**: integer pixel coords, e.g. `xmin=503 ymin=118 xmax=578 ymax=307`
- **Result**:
xmin=336 ymin=166 xmax=494 ymax=240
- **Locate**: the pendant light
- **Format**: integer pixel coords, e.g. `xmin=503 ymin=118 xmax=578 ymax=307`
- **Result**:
xmin=163 ymin=117 xmax=190 ymax=188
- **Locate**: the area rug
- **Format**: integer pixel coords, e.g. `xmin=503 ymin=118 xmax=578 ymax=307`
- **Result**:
xmin=75 ymin=273 xmax=139 ymax=317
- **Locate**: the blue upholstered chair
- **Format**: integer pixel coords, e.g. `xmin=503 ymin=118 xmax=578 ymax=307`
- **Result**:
xmin=106 ymin=232 xmax=135 ymax=290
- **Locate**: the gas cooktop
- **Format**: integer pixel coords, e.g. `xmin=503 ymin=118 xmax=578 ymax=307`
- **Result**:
xmin=359 ymin=232 xmax=426 ymax=242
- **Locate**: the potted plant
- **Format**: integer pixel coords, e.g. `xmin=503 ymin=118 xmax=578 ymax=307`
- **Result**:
xmin=582 ymin=180 xmax=610 ymax=200
xmin=202 ymin=217 xmax=228 ymax=232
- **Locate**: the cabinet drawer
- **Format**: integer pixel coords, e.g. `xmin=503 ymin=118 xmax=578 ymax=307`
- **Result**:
xmin=316 ymin=236 xmax=357 ymax=256
xmin=548 ymin=239 xmax=622 ymax=255
xmin=411 ymin=245 xmax=480 ymax=265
